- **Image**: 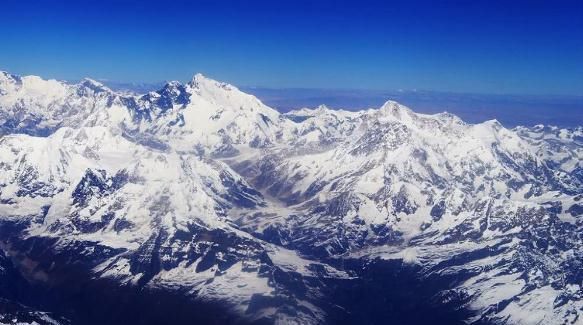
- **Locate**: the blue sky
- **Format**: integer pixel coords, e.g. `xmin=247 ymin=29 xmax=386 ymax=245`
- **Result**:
xmin=2 ymin=0 xmax=582 ymax=95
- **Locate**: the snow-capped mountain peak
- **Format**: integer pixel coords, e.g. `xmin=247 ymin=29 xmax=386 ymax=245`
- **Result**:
xmin=378 ymin=99 xmax=413 ymax=118
xmin=79 ymin=77 xmax=108 ymax=88
xmin=188 ymin=73 xmax=278 ymax=116
xmin=190 ymin=72 xmax=237 ymax=93
xmin=77 ymin=78 xmax=112 ymax=95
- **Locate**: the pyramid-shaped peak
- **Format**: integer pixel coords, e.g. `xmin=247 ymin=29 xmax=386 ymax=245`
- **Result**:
xmin=78 ymin=78 xmax=111 ymax=93
xmin=379 ymin=100 xmax=413 ymax=117
xmin=192 ymin=73 xmax=206 ymax=82
xmin=191 ymin=73 xmax=219 ymax=85
xmin=190 ymin=73 xmax=237 ymax=91
xmin=380 ymin=100 xmax=409 ymax=110
xmin=80 ymin=77 xmax=105 ymax=87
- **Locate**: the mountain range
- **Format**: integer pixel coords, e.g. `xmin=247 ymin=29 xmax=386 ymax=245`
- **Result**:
xmin=0 ymin=71 xmax=581 ymax=324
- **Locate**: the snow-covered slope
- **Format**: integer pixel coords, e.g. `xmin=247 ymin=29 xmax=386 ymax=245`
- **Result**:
xmin=230 ymin=102 xmax=582 ymax=324
xmin=0 ymin=71 xmax=581 ymax=324
xmin=0 ymin=125 xmax=345 ymax=323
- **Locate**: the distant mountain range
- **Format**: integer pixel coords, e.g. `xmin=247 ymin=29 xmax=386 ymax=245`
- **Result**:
xmin=0 ymin=70 xmax=581 ymax=324
xmin=92 ymin=79 xmax=583 ymax=128
xmin=242 ymin=87 xmax=583 ymax=128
